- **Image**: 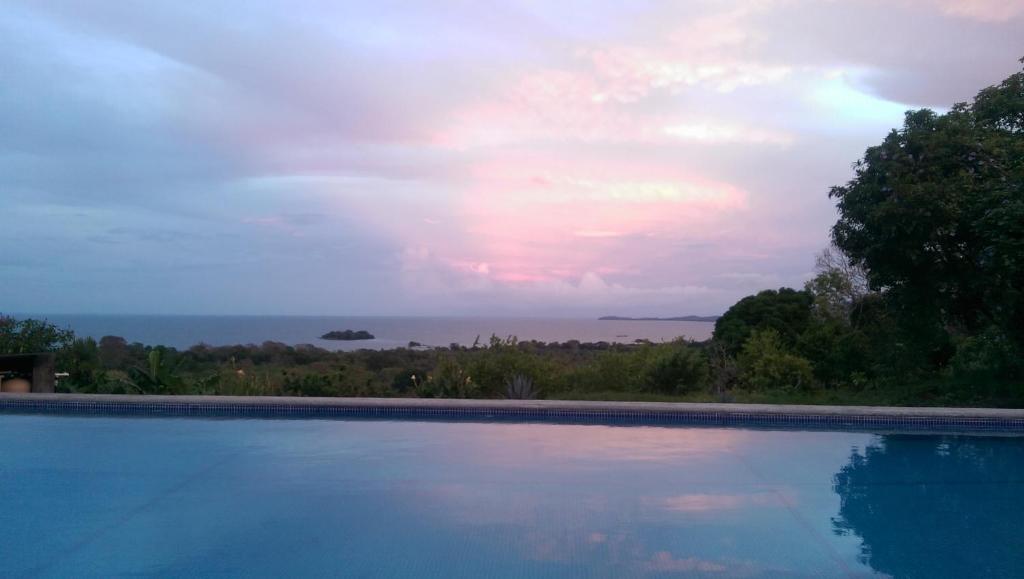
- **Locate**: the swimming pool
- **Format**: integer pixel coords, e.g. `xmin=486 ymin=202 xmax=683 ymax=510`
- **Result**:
xmin=2 ymin=409 xmax=1022 ymax=577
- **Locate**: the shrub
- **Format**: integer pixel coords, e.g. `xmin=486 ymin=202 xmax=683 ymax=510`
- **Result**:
xmin=414 ymin=356 xmax=479 ymax=398
xmin=465 ymin=336 xmax=549 ymax=396
xmin=282 ymin=373 xmax=342 ymax=397
xmin=59 ymin=338 xmax=104 ymax=392
xmin=738 ymin=329 xmax=816 ymax=391
xmin=504 ymin=374 xmax=538 ymax=399
xmin=642 ymin=342 xmax=708 ymax=394
xmin=562 ymin=348 xmax=650 ymax=392
xmin=391 ymin=368 xmax=426 ymax=394
xmin=797 ymin=318 xmax=871 ymax=387
xmin=949 ymin=327 xmax=1022 ymax=382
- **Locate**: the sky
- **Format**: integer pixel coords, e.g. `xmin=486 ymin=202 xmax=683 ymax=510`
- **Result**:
xmin=1 ymin=0 xmax=1022 ymax=317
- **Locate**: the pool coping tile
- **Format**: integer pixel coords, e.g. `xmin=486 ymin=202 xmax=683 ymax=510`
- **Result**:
xmin=2 ymin=394 xmax=1023 ymax=433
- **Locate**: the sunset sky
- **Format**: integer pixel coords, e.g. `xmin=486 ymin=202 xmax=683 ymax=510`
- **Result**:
xmin=2 ymin=0 xmax=1022 ymax=316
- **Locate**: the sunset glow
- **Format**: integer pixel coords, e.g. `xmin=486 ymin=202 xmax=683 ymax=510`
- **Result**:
xmin=2 ymin=0 xmax=1021 ymax=315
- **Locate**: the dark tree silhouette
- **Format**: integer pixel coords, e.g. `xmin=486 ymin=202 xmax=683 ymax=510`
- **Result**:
xmin=833 ymin=435 xmax=1024 ymax=579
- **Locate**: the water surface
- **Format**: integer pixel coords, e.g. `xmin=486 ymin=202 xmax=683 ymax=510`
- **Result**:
xmin=2 ymin=416 xmax=1021 ymax=578
xmin=23 ymin=315 xmax=714 ymax=350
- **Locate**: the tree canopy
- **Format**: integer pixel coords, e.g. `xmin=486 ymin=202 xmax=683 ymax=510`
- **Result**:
xmin=829 ymin=61 xmax=1024 ymax=360
xmin=712 ymin=288 xmax=813 ymax=355
xmin=0 ymin=315 xmax=74 ymax=355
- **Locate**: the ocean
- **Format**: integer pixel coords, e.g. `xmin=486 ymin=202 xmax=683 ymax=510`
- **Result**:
xmin=27 ymin=315 xmax=715 ymax=351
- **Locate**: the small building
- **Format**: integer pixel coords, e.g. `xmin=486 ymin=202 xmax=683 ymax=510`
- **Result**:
xmin=0 ymin=353 xmax=57 ymax=393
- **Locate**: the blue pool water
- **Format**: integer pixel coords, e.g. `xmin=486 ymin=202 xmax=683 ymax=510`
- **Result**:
xmin=2 ymin=416 xmax=1022 ymax=578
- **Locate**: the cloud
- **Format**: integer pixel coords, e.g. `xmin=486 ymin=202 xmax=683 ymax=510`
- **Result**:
xmin=2 ymin=0 xmax=1021 ymax=315
xmin=646 ymin=552 xmax=728 ymax=573
xmin=933 ymin=0 xmax=1024 ymax=22
xmin=661 ymin=492 xmax=778 ymax=513
xmin=663 ymin=122 xmax=795 ymax=145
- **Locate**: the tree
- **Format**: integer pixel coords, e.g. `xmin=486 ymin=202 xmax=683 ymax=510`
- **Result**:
xmin=98 ymin=335 xmax=132 ymax=369
xmin=804 ymin=245 xmax=870 ymax=321
xmin=61 ymin=338 xmax=104 ymax=392
xmin=712 ymin=288 xmax=813 ymax=354
xmin=0 ymin=315 xmax=75 ymax=354
xmin=829 ymin=61 xmax=1024 ymax=364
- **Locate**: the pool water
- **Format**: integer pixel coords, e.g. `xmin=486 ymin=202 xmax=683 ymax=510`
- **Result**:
xmin=2 ymin=415 xmax=1022 ymax=578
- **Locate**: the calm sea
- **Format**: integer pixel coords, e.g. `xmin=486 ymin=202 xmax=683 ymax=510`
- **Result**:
xmin=26 ymin=315 xmax=715 ymax=351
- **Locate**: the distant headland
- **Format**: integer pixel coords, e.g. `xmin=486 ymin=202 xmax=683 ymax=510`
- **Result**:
xmin=320 ymin=330 xmax=375 ymax=341
xmin=599 ymin=315 xmax=719 ymax=322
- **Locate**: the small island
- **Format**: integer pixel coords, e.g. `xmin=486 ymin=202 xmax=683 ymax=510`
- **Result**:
xmin=320 ymin=330 xmax=375 ymax=341
xmin=599 ymin=315 xmax=719 ymax=322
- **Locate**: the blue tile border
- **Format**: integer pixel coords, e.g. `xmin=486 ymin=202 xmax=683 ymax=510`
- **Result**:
xmin=2 ymin=394 xmax=1023 ymax=433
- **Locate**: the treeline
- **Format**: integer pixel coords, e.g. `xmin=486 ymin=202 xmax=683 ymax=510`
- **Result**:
xmin=0 ymin=323 xmax=724 ymax=401
xmin=2 ymin=60 xmax=1022 ymax=407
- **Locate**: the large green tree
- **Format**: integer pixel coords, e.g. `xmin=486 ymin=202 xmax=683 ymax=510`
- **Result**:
xmin=830 ymin=60 xmax=1024 ymax=367
xmin=712 ymin=288 xmax=813 ymax=355
xmin=0 ymin=315 xmax=75 ymax=354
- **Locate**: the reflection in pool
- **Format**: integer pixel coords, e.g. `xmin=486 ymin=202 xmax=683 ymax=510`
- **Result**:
xmin=832 ymin=435 xmax=1024 ymax=579
xmin=1 ymin=416 xmax=1021 ymax=578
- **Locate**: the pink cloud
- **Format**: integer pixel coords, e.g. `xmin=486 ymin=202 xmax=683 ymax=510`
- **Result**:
xmin=447 ymin=155 xmax=748 ymax=283
xmin=661 ymin=492 xmax=778 ymax=513
xmin=930 ymin=0 xmax=1024 ymax=22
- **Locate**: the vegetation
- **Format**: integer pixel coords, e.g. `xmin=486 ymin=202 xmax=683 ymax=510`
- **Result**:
xmin=2 ymin=60 xmax=1022 ymax=407
xmin=0 ymin=317 xmax=74 ymax=355
xmin=320 ymin=330 xmax=375 ymax=341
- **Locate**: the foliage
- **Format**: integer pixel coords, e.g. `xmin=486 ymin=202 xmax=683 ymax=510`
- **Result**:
xmin=562 ymin=347 xmax=652 ymax=392
xmin=391 ymin=368 xmax=426 ymax=395
xmin=830 ymin=61 xmax=1024 ymax=369
xmin=413 ymin=355 xmax=478 ymax=398
xmin=0 ymin=315 xmax=75 ymax=354
xmin=59 ymin=338 xmax=106 ymax=392
xmin=948 ymin=326 xmax=1023 ymax=383
xmin=120 ymin=347 xmax=190 ymax=395
xmin=465 ymin=335 xmax=550 ymax=397
xmin=707 ymin=341 xmax=739 ymax=400
xmin=320 ymin=330 xmax=374 ymax=341
xmin=713 ymin=288 xmax=813 ymax=355
xmin=737 ymin=329 xmax=816 ymax=392
xmin=98 ymin=335 xmax=135 ymax=369
xmin=641 ymin=341 xmax=708 ymax=394
xmin=795 ymin=317 xmax=869 ymax=387
xmin=804 ymin=245 xmax=870 ymax=321
xmin=504 ymin=374 xmax=538 ymax=399
xmin=282 ymin=372 xmax=344 ymax=397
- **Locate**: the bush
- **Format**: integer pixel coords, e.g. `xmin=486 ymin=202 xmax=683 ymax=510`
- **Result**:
xmin=738 ymin=329 xmax=816 ymax=391
xmin=391 ymin=368 xmax=426 ymax=394
xmin=282 ymin=373 xmax=342 ymax=397
xmin=414 ymin=356 xmax=479 ymax=398
xmin=642 ymin=342 xmax=708 ymax=394
xmin=504 ymin=374 xmax=539 ymax=399
xmin=59 ymin=338 xmax=104 ymax=392
xmin=797 ymin=318 xmax=871 ymax=387
xmin=562 ymin=348 xmax=650 ymax=392
xmin=950 ymin=327 xmax=1022 ymax=382
xmin=465 ymin=336 xmax=552 ymax=397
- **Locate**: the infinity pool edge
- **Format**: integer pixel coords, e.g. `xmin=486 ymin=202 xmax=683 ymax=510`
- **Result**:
xmin=3 ymin=393 xmax=1022 ymax=432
